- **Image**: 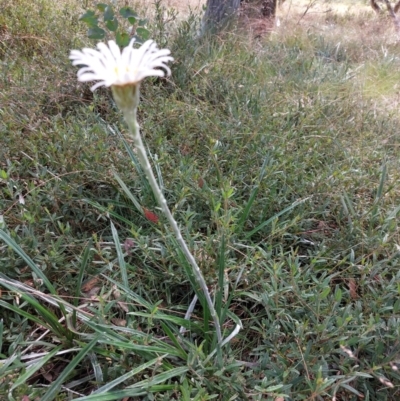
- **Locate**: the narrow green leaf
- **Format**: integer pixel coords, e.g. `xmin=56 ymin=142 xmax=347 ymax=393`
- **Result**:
xmin=113 ymin=171 xmax=143 ymax=214
xmin=342 ymin=192 xmax=356 ymax=217
xmin=0 ymin=299 xmax=52 ymax=333
xmin=236 ymin=186 xmax=259 ymax=232
xmin=75 ymin=385 xmax=175 ymax=400
xmin=73 ymin=241 xmax=92 ymax=326
xmin=111 ymin=221 xmax=128 ymax=288
xmin=160 ymin=321 xmax=188 ymax=360
xmin=0 ymin=230 xmax=57 ymax=294
xmin=180 ymin=379 xmax=191 ymax=401
xmin=19 ymin=294 xmax=68 ymax=337
xmin=128 ymin=311 xmax=200 ymax=331
xmin=103 ymin=275 xmax=153 ymax=310
xmin=264 ymin=384 xmax=284 ymax=392
xmin=245 ymin=198 xmax=309 ymax=239
xmin=0 ymin=279 xmax=68 ymax=338
xmin=237 ymin=157 xmax=270 ymax=232
xmin=320 ymin=286 xmax=330 ymax=299
xmin=0 ymin=353 xmax=19 ymax=377
xmin=375 ymin=162 xmax=387 ymax=201
xmin=334 ymin=286 xmax=342 ymax=303
xmin=215 ymin=235 xmax=225 ymax=323
xmin=89 ymin=352 xmax=103 ymax=384
xmin=352 ymin=372 xmax=374 ymax=378
xmin=40 ymin=336 xmax=100 ymax=401
xmin=93 ymin=356 xmax=165 ymax=394
xmin=0 ymin=319 xmax=3 ymax=357
xmin=340 ymin=383 xmax=364 ymax=397
xmin=149 ymin=150 xmax=164 ymax=192
xmin=96 ymin=339 xmax=182 ymax=357
xmin=127 ymin=366 xmax=188 ymax=389
xmin=83 ymin=199 xmax=137 ymax=228
xmin=10 ymin=345 xmax=63 ymax=392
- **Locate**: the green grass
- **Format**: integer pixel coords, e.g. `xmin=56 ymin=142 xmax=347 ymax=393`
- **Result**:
xmin=1 ymin=0 xmax=400 ymax=400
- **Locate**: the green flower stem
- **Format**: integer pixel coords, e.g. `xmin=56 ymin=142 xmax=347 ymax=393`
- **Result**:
xmin=112 ymin=85 xmax=222 ymax=345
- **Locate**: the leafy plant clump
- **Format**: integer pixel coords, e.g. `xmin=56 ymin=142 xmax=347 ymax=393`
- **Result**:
xmin=80 ymin=2 xmax=150 ymax=46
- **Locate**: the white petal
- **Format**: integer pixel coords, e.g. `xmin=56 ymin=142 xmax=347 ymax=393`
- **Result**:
xmin=70 ymin=39 xmax=173 ymax=90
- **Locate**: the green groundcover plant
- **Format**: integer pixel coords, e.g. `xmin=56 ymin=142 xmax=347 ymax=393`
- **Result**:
xmin=79 ymin=3 xmax=150 ymax=46
xmin=1 ymin=0 xmax=400 ymax=399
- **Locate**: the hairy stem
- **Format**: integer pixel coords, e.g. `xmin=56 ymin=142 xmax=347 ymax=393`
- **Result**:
xmin=115 ymin=86 xmax=222 ymax=344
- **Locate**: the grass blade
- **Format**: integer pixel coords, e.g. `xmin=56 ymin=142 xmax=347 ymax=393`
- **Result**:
xmin=215 ymin=235 xmax=225 ymax=324
xmin=0 ymin=299 xmax=53 ymax=333
xmin=126 ymin=366 xmax=188 ymax=389
xmin=74 ymin=385 xmax=175 ymax=400
xmin=83 ymin=199 xmax=138 ymax=227
xmin=128 ymin=311 xmax=201 ymax=331
xmin=102 ymin=274 xmax=153 ymax=310
xmin=73 ymin=241 xmax=92 ymax=327
xmin=0 ymin=276 xmax=70 ymax=338
xmin=237 ymin=186 xmax=259 ymax=233
xmin=74 ymin=367 xmax=188 ymax=400
xmin=10 ymin=345 xmax=63 ymax=393
xmin=116 ymin=126 xmax=152 ymax=194
xmin=245 ymin=198 xmax=309 ymax=239
xmin=236 ymin=156 xmax=270 ymax=232
xmin=160 ymin=321 xmax=188 ymax=360
xmin=111 ymin=221 xmax=129 ymax=288
xmin=0 ymin=353 xmax=19 ymax=377
xmin=92 ymin=356 xmax=166 ymax=394
xmin=148 ymin=148 xmax=165 ymax=192
xmin=113 ymin=171 xmax=143 ymax=214
xmin=40 ymin=335 xmax=100 ymax=401
xmin=0 ymin=319 xmax=3 ymax=357
xmin=0 ymin=230 xmax=57 ymax=295
xmin=375 ymin=161 xmax=387 ymax=202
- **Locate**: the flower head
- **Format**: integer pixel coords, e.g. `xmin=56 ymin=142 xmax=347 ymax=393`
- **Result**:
xmin=70 ymin=39 xmax=173 ymax=91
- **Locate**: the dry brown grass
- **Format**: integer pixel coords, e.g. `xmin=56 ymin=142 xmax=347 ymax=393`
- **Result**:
xmin=130 ymin=0 xmax=381 ymax=31
xmin=274 ymin=0 xmax=397 ymax=46
xmin=137 ymin=0 xmax=206 ymax=15
xmin=135 ymin=0 xmax=370 ymax=17
xmin=134 ymin=0 xmax=380 ymax=38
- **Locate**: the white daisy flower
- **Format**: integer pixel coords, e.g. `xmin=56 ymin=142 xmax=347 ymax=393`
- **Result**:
xmin=70 ymin=39 xmax=173 ymax=91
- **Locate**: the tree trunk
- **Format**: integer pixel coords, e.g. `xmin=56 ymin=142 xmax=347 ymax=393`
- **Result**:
xmin=200 ymin=0 xmax=279 ymax=36
xmin=261 ymin=0 xmax=278 ymax=18
xmin=383 ymin=0 xmax=400 ymax=36
xmin=370 ymin=0 xmax=382 ymax=13
xmin=240 ymin=0 xmax=278 ymax=19
xmin=201 ymin=0 xmax=241 ymax=34
xmin=370 ymin=0 xmax=400 ymax=13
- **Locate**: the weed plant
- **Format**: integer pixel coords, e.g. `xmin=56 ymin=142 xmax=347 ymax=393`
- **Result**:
xmin=0 ymin=0 xmax=400 ymax=400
